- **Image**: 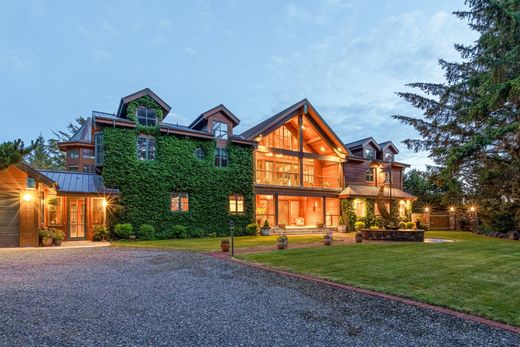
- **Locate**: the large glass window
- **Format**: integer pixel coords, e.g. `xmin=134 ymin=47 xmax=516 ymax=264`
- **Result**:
xmin=194 ymin=147 xmax=205 ymax=160
xmin=171 ymin=193 xmax=189 ymax=212
xmin=92 ymin=198 xmax=105 ymax=225
xmin=259 ymin=125 xmax=298 ymax=151
xmin=212 ymin=121 xmax=228 ymax=139
xmin=94 ymin=133 xmax=104 ymax=165
xmin=384 ymin=151 xmax=393 ymax=162
xmin=215 ymin=148 xmax=228 ymax=167
xmin=255 ymin=195 xmax=275 ymax=227
xmin=354 ymin=199 xmax=365 ymax=217
xmin=137 ymin=136 xmax=156 ymax=161
xmin=68 ymin=149 xmax=80 ymax=159
xmin=48 ymin=196 xmax=63 ymax=226
xmin=82 ymin=148 xmax=95 ymax=159
xmin=364 ymin=147 xmax=375 ymax=160
xmin=366 ymin=168 xmax=375 ymax=182
xmin=229 ymin=194 xmax=244 ymax=213
xmin=137 ymin=107 xmax=157 ymax=127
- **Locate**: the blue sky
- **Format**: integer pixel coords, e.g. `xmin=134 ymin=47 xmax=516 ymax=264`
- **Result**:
xmin=0 ymin=0 xmax=477 ymax=169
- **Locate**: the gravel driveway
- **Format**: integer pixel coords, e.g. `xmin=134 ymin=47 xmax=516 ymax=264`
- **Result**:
xmin=0 ymin=247 xmax=518 ymax=346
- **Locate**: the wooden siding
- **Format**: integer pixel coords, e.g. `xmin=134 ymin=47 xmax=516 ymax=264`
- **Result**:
xmin=344 ymin=161 xmax=403 ymax=189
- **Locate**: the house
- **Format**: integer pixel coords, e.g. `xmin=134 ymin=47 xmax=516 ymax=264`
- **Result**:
xmin=0 ymin=88 xmax=416 ymax=247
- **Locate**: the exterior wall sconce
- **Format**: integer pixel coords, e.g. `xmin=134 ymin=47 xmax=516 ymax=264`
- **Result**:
xmin=102 ymin=199 xmax=108 ymax=208
xmin=23 ymin=192 xmax=33 ymax=202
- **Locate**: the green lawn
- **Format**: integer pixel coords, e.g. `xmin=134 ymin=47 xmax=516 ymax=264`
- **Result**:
xmin=237 ymin=231 xmax=520 ymax=326
xmin=112 ymin=234 xmax=333 ymax=252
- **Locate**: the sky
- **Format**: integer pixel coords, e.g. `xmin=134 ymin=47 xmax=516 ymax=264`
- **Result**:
xmin=0 ymin=0 xmax=477 ymax=169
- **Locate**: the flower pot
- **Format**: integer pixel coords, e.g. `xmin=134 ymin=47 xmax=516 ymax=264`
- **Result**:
xmin=221 ymin=240 xmax=230 ymax=252
xmin=42 ymin=238 xmax=54 ymax=247
xmin=53 ymin=239 xmax=63 ymax=246
xmin=277 ymin=241 xmax=287 ymax=250
xmin=337 ymin=225 xmax=347 ymax=233
xmin=323 ymin=237 xmax=332 ymax=246
xmin=355 ymin=233 xmax=363 ymax=243
xmin=260 ymin=228 xmax=271 ymax=236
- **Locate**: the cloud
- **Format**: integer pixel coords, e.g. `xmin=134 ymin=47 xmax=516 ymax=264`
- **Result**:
xmin=90 ymin=49 xmax=114 ymax=63
xmin=184 ymin=47 xmax=196 ymax=55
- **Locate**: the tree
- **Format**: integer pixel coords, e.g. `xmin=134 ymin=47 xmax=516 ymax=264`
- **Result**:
xmin=0 ymin=139 xmax=39 ymax=170
xmin=26 ymin=135 xmax=53 ymax=169
xmin=393 ymin=0 xmax=520 ymax=230
xmin=46 ymin=116 xmax=89 ymax=170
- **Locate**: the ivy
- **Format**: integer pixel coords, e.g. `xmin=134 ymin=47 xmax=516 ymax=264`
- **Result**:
xmin=126 ymin=95 xmax=164 ymax=126
xmin=365 ymin=199 xmax=376 ymax=227
xmin=102 ymin=127 xmax=255 ymax=236
xmin=341 ymin=198 xmax=357 ymax=231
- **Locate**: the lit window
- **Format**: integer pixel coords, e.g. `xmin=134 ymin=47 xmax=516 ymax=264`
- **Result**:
xmin=48 ymin=196 xmax=62 ymax=226
xmin=365 ymin=168 xmax=375 ymax=182
xmin=229 ymin=194 xmax=244 ymax=213
xmin=194 ymin=147 xmax=205 ymax=160
xmin=354 ymin=199 xmax=365 ymax=217
xmin=92 ymin=198 xmax=105 ymax=225
xmin=27 ymin=177 xmax=36 ymax=189
xmin=399 ymin=200 xmax=406 ymax=217
xmin=137 ymin=136 xmax=156 ymax=161
xmin=364 ymin=148 xmax=375 ymax=160
xmin=171 ymin=192 xmax=189 ymax=212
xmin=212 ymin=121 xmax=228 ymax=139
xmin=68 ymin=149 xmax=80 ymax=159
xmin=215 ymin=148 xmax=228 ymax=167
xmin=94 ymin=133 xmax=104 ymax=165
xmin=136 ymin=107 xmax=157 ymax=127
xmin=82 ymin=148 xmax=95 ymax=159
xmin=385 ymin=171 xmax=391 ymax=184
xmin=384 ymin=151 xmax=393 ymax=162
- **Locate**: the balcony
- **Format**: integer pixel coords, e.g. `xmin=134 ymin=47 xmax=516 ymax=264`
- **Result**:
xmin=255 ymin=170 xmax=340 ymax=189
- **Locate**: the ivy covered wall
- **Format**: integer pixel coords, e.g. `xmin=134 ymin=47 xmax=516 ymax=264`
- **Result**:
xmin=102 ymin=127 xmax=255 ymax=236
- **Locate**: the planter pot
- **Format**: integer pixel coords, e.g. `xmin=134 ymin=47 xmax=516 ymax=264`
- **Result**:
xmin=221 ymin=240 xmax=230 ymax=252
xmin=323 ymin=237 xmax=332 ymax=246
xmin=53 ymin=239 xmax=63 ymax=246
xmin=277 ymin=241 xmax=288 ymax=250
xmin=42 ymin=238 xmax=54 ymax=247
xmin=337 ymin=225 xmax=347 ymax=233
xmin=355 ymin=233 xmax=363 ymax=243
xmin=260 ymin=228 xmax=271 ymax=236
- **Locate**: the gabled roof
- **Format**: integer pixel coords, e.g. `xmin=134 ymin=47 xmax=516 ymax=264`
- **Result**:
xmin=17 ymin=163 xmax=56 ymax=188
xmin=344 ymin=137 xmax=381 ymax=151
xmin=38 ymin=170 xmax=119 ymax=196
xmin=189 ymin=104 xmax=240 ymax=129
xmin=379 ymin=141 xmax=399 ymax=154
xmin=240 ymin=99 xmax=348 ymax=154
xmin=68 ymin=118 xmax=93 ymax=143
xmin=116 ymin=88 xmax=171 ymax=118
xmin=339 ymin=184 xmax=416 ymax=199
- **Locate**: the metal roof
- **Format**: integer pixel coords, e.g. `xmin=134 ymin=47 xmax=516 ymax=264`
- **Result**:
xmin=339 ymin=184 xmax=416 ymax=199
xmin=344 ymin=137 xmax=381 ymax=151
xmin=38 ymin=170 xmax=119 ymax=195
xmin=68 ymin=118 xmax=93 ymax=143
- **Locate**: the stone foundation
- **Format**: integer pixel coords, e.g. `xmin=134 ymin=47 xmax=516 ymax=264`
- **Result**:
xmin=360 ymin=229 xmax=425 ymax=242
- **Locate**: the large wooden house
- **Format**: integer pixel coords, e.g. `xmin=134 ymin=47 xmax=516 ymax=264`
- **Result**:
xmin=0 ymin=88 xmax=416 ymax=247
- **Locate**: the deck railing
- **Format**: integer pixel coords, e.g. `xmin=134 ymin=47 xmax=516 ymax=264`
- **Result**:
xmin=255 ymin=170 xmax=340 ymax=189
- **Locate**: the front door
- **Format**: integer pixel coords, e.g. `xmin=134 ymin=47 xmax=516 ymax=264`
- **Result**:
xmin=69 ymin=198 xmax=86 ymax=239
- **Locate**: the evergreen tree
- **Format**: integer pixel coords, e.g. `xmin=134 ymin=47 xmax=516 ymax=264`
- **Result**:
xmin=46 ymin=116 xmax=89 ymax=170
xmin=394 ymin=0 xmax=520 ymax=230
xmin=26 ymin=134 xmax=53 ymax=169
xmin=0 ymin=139 xmax=38 ymax=170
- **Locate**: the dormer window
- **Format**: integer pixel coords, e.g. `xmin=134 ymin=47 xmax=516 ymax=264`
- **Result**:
xmin=212 ymin=121 xmax=228 ymax=140
xmin=384 ymin=151 xmax=394 ymax=162
xmin=364 ymin=148 xmax=375 ymax=160
xmin=137 ymin=107 xmax=157 ymax=127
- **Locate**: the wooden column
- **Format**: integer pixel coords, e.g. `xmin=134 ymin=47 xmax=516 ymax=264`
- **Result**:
xmin=322 ymin=196 xmax=327 ymax=227
xmin=274 ymin=193 xmax=279 ymax=226
xmin=298 ymin=112 xmax=304 ymax=187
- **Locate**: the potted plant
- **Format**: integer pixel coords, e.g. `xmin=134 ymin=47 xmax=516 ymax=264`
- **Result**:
xmin=93 ymin=225 xmax=109 ymax=241
xmin=221 ymin=238 xmax=230 ymax=252
xmin=52 ymin=229 xmax=65 ymax=246
xmin=260 ymin=220 xmax=271 ymax=236
xmin=277 ymin=234 xmax=288 ymax=250
xmin=278 ymin=221 xmax=287 ymax=229
xmin=337 ymin=216 xmax=347 ymax=233
xmin=316 ymin=220 xmax=324 ymax=228
xmin=355 ymin=231 xmax=363 ymax=243
xmin=323 ymin=232 xmax=333 ymax=246
xmin=39 ymin=228 xmax=54 ymax=247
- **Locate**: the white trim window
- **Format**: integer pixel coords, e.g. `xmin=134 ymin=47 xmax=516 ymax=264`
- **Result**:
xmin=215 ymin=148 xmax=228 ymax=167
xmin=137 ymin=107 xmax=157 ymax=127
xmin=137 ymin=136 xmax=157 ymax=161
xmin=229 ymin=194 xmax=244 ymax=213
xmin=212 ymin=121 xmax=228 ymax=139
xmin=171 ymin=192 xmax=189 ymax=212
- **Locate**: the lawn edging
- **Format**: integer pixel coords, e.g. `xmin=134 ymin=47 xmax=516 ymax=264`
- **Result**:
xmin=209 ymin=252 xmax=520 ymax=335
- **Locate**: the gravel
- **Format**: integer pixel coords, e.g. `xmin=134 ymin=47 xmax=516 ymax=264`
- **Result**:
xmin=0 ymin=247 xmax=518 ymax=346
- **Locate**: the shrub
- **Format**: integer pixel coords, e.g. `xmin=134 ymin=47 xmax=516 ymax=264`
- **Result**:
xmin=405 ymin=222 xmax=415 ymax=229
xmin=138 ymin=224 xmax=156 ymax=240
xmin=189 ymin=228 xmax=204 ymax=238
xmin=375 ymin=216 xmax=384 ymax=228
xmin=245 ymin=223 xmax=259 ymax=236
xmin=262 ymin=220 xmax=270 ymax=228
xmin=113 ymin=223 xmax=133 ymax=239
xmin=370 ymin=226 xmax=379 ymax=230
xmin=338 ymin=216 xmax=346 ymax=225
xmin=207 ymin=232 xmax=217 ymax=238
xmin=354 ymin=221 xmax=365 ymax=230
xmin=52 ymin=230 xmax=65 ymax=241
xmin=38 ymin=228 xmax=54 ymax=240
xmin=399 ymin=222 xmax=406 ymax=229
xmin=93 ymin=225 xmax=109 ymax=241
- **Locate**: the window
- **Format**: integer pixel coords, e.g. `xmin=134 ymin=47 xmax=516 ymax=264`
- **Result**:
xmin=194 ymin=147 xmax=205 ymax=160
xmin=136 ymin=107 xmax=157 ymax=127
xmin=354 ymin=199 xmax=365 ymax=217
xmin=82 ymin=148 xmax=95 ymax=159
xmin=27 ymin=177 xmax=36 ymax=189
xmin=48 ymin=196 xmax=62 ymax=226
xmin=384 ymin=151 xmax=393 ymax=162
xmin=83 ymin=165 xmax=93 ymax=173
xmin=215 ymin=148 xmax=228 ymax=167
xmin=399 ymin=200 xmax=406 ymax=217
xmin=171 ymin=192 xmax=189 ymax=212
xmin=212 ymin=121 xmax=228 ymax=139
xmin=94 ymin=133 xmax=104 ymax=165
xmin=385 ymin=171 xmax=391 ymax=184
xmin=68 ymin=149 xmax=80 ymax=159
xmin=229 ymin=194 xmax=244 ymax=213
xmin=364 ymin=147 xmax=375 ymax=160
xmin=69 ymin=165 xmax=79 ymax=171
xmin=92 ymin=198 xmax=105 ymax=225
xmin=365 ymin=168 xmax=375 ymax=182
xmin=137 ymin=136 xmax=156 ymax=160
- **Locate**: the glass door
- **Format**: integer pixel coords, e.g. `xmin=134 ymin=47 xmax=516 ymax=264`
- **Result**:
xmin=69 ymin=198 xmax=86 ymax=239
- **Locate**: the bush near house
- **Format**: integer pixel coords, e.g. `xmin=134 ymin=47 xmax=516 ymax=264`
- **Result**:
xmin=354 ymin=221 xmax=365 ymax=230
xmin=113 ymin=223 xmax=133 ymax=239
xmin=93 ymin=225 xmax=109 ymax=241
xmin=245 ymin=223 xmax=259 ymax=236
xmin=138 ymin=224 xmax=156 ymax=240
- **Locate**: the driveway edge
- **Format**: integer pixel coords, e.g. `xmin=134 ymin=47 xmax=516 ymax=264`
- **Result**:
xmin=208 ymin=252 xmax=520 ymax=335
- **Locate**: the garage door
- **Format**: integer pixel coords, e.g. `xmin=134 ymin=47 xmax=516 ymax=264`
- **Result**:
xmin=0 ymin=191 xmax=20 ymax=247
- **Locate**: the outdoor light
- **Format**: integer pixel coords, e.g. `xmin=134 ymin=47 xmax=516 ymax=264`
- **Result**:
xmin=320 ymin=146 xmax=326 ymax=152
xmin=449 ymin=206 xmax=455 ymax=212
xmin=23 ymin=193 xmax=32 ymax=202
xmin=424 ymin=207 xmax=430 ymax=213
xmin=470 ymin=206 xmax=476 ymax=212
xmin=102 ymin=199 xmax=108 ymax=208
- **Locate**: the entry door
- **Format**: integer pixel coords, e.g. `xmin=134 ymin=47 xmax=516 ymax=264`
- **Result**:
xmin=69 ymin=198 xmax=86 ymax=239
xmin=279 ymin=201 xmax=290 ymax=225
xmin=289 ymin=201 xmax=300 ymax=225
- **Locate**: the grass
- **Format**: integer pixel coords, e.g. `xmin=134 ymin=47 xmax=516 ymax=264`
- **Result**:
xmin=237 ymin=231 xmax=520 ymax=326
xmin=112 ymin=234 xmax=333 ymax=252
